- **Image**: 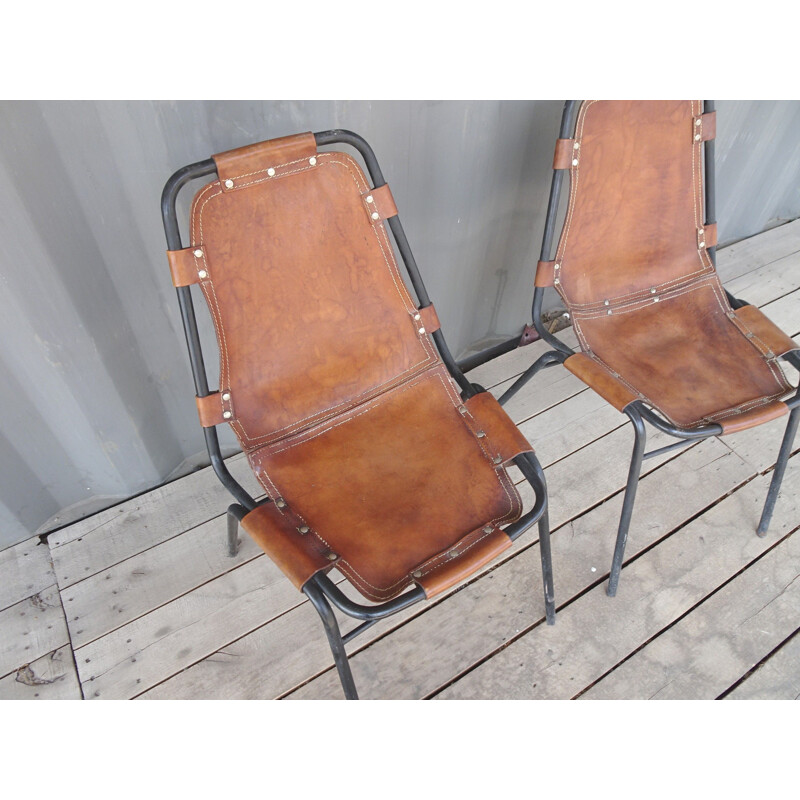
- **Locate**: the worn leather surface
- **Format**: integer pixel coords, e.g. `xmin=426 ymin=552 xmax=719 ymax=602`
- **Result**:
xmin=182 ymin=135 xmax=532 ymax=601
xmin=552 ymin=101 xmax=797 ymax=430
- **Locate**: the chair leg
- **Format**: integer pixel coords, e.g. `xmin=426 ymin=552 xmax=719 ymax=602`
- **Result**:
xmin=607 ymin=409 xmax=647 ymax=597
xmin=226 ymin=505 xmax=241 ymax=557
xmin=303 ymin=580 xmax=359 ymax=700
xmin=538 ymin=507 xmax=556 ymax=625
xmin=757 ymin=407 xmax=799 ymax=537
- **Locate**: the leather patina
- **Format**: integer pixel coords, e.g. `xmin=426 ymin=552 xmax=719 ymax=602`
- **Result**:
xmin=550 ymin=101 xmax=798 ymax=431
xmin=176 ymin=133 xmax=534 ymax=601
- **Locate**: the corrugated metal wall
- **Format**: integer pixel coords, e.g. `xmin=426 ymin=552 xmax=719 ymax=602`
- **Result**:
xmin=1 ymin=100 xmax=798 ymax=549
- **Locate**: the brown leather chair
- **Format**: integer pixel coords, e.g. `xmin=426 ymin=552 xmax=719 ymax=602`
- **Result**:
xmin=160 ymin=130 xmax=555 ymax=699
xmin=492 ymin=101 xmax=799 ymax=597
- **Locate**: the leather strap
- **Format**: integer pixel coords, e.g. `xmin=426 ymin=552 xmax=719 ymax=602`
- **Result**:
xmin=553 ymin=138 xmax=578 ymax=169
xmin=362 ymin=184 xmax=398 ymax=221
xmin=700 ymin=223 xmax=718 ymax=249
xmin=733 ymin=305 xmax=800 ymax=358
xmin=564 ymin=353 xmax=638 ymax=412
xmin=213 ymin=133 xmax=317 ymax=191
xmin=167 ymin=248 xmax=204 ymax=287
xmin=418 ymin=303 xmax=440 ymax=334
xmin=464 ymin=391 xmax=535 ymax=464
xmin=535 ymin=260 xmax=556 ymax=287
xmin=240 ymin=503 xmax=336 ymax=590
xmin=414 ymin=523 xmax=512 ymax=598
xmin=718 ymin=400 xmax=787 ymax=435
xmin=195 ymin=391 xmax=234 ymax=427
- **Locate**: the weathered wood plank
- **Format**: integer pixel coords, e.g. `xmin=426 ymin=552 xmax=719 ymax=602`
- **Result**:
xmin=0 ymin=585 xmax=69 ymax=679
xmin=0 ymin=537 xmax=54 ymax=612
xmin=724 ymin=249 xmax=800 ymax=308
xmin=64 ymin=512 xmax=265 ymax=649
xmin=758 ymin=288 xmax=800 ymax=338
xmin=437 ymin=464 xmax=800 ymax=699
xmin=716 ymin=219 xmax=800 ymax=283
xmin=0 ymin=646 xmax=81 ymax=700
xmin=726 ymin=631 xmax=800 ymax=700
xmin=581 ymin=529 xmax=800 ymax=699
xmin=49 ymin=453 xmax=262 ymax=590
xmin=289 ymin=439 xmax=755 ymax=699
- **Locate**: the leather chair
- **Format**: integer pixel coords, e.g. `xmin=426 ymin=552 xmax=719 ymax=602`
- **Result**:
xmin=496 ymin=101 xmax=799 ymax=597
xmin=160 ymin=130 xmax=555 ymax=699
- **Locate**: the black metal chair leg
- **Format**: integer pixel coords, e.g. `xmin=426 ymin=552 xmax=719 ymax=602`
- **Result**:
xmin=303 ymin=579 xmax=359 ymax=700
xmin=226 ymin=504 xmax=241 ymax=557
xmin=757 ymin=406 xmax=799 ymax=536
xmin=538 ymin=508 xmax=556 ymax=625
xmin=607 ymin=408 xmax=647 ymax=597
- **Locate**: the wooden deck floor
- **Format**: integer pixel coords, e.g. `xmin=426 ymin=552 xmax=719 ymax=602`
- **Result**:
xmin=2 ymin=220 xmax=799 ymax=701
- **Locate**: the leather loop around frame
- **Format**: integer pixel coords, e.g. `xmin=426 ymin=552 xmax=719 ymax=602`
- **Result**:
xmin=240 ymin=503 xmax=334 ymax=590
xmin=167 ymin=248 xmax=202 ymax=287
xmin=564 ymin=353 xmax=638 ymax=412
xmin=464 ymin=391 xmax=534 ymax=464
xmin=213 ymin=132 xmax=317 ymax=190
xmin=535 ymin=260 xmax=556 ymax=287
xmin=553 ymin=139 xmax=576 ymax=169
xmin=418 ymin=303 xmax=441 ymax=334
xmin=701 ymin=111 xmax=716 ymax=141
xmin=362 ymin=184 xmax=398 ymax=221
xmin=718 ymin=400 xmax=788 ymax=435
xmin=702 ymin=223 xmax=718 ymax=249
xmin=414 ymin=524 xmax=512 ymax=599
xmin=195 ymin=392 xmax=234 ymax=427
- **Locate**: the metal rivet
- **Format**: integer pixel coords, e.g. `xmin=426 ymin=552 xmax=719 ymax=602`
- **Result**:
xmin=223 ymin=410 xmax=232 ymax=419
xmin=458 ymin=406 xmax=467 ymax=415
xmin=198 ymin=270 xmax=208 ymax=279
xmin=267 ymin=167 xmax=276 ymax=177
xmin=604 ymin=299 xmax=610 ymax=306
xmin=483 ymin=525 xmax=493 ymax=534
xmin=653 ymin=297 xmax=660 ymax=303
xmin=554 ymin=263 xmax=560 ymax=270
xmin=309 ymin=157 xmax=317 ymax=166
xmin=418 ymin=327 xmax=426 ymax=334
xmin=275 ymin=498 xmax=286 ymax=508
xmin=699 ymin=241 xmax=705 ymax=249
xmin=366 ymin=195 xmax=374 ymax=204
xmin=371 ymin=211 xmax=380 ymax=220
xmin=193 ymin=249 xmax=203 ymax=258
xmin=414 ymin=313 xmax=421 ymax=320
xmin=650 ymin=287 xmax=656 ymax=294
xmin=607 ymin=309 xmax=613 ymax=315
xmin=695 ymin=118 xmax=702 ymax=126
xmin=449 ymin=550 xmax=459 ymax=559
xmin=554 ymin=278 xmax=560 ymax=285
xmin=222 ymin=392 xmax=230 ymax=401
xmin=298 ymin=525 xmax=309 ymax=534
xmin=476 ymin=430 xmax=486 ymax=438
xmin=327 ymin=552 xmax=337 ymax=561
xmin=492 ymin=455 xmax=502 ymax=465
xmin=573 ymin=141 xmax=580 ymax=149
xmin=224 ymin=179 xmax=234 ymax=189
xmin=694 ymin=134 xmax=701 ymax=141
xmin=412 ymin=570 xmax=422 ymax=578
xmin=572 ymin=158 xmax=579 ymax=166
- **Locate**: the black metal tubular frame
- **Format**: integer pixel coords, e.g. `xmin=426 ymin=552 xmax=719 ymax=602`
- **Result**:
xmin=489 ymin=100 xmax=800 ymax=596
xmin=161 ymin=129 xmax=554 ymax=699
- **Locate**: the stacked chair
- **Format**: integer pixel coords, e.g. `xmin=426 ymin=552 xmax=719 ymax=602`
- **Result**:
xmin=493 ymin=100 xmax=799 ymax=596
xmin=161 ymin=130 xmax=555 ymax=699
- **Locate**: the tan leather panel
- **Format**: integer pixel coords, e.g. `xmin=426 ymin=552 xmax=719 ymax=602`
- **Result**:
xmin=553 ymin=138 xmax=576 ymax=169
xmin=556 ymin=101 xmax=711 ymax=307
xmin=240 ymin=503 xmax=334 ymax=590
xmin=247 ymin=366 xmax=523 ymax=602
xmin=212 ymin=133 xmax=317 ymax=190
xmin=573 ymin=278 xmax=793 ymax=427
xmin=733 ymin=305 xmax=800 ymax=358
xmin=195 ymin=392 xmax=232 ymax=427
xmin=702 ymin=223 xmax=718 ymax=249
xmin=718 ymin=401 xmax=788 ymax=435
xmin=535 ymin=260 xmax=555 ymax=288
xmin=167 ymin=248 xmax=202 ymax=287
xmin=362 ymin=184 xmax=398 ymax=220
xmin=191 ymin=152 xmax=436 ymax=447
xmin=564 ymin=353 xmax=637 ymax=412
xmin=464 ymin=390 xmax=535 ymax=462
xmin=415 ymin=525 xmax=512 ymax=598
xmin=418 ymin=303 xmax=441 ymax=334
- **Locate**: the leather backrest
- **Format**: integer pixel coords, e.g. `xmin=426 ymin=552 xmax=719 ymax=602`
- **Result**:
xmin=188 ymin=135 xmax=438 ymax=448
xmin=554 ymin=101 xmax=715 ymax=309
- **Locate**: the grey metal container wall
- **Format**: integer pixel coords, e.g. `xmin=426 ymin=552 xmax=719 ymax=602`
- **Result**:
xmin=1 ymin=100 xmax=798 ymax=549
